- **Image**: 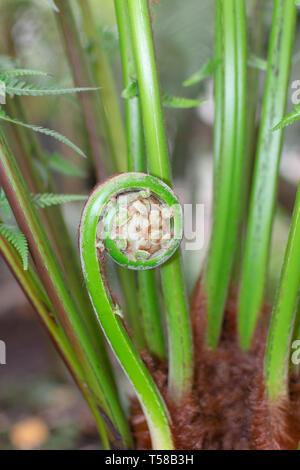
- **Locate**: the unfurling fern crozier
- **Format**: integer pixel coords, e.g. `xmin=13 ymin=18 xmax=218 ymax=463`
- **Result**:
xmin=95 ymin=173 xmax=183 ymax=270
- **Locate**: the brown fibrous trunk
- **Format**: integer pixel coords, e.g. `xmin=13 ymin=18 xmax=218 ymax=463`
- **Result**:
xmin=130 ymin=280 xmax=300 ymax=450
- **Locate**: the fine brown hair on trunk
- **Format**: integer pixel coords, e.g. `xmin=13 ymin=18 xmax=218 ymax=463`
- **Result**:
xmin=130 ymin=280 xmax=300 ymax=450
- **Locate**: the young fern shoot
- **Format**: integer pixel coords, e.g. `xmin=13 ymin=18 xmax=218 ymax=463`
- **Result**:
xmin=0 ymin=67 xmax=98 ymax=158
xmin=79 ymin=173 xmax=179 ymax=450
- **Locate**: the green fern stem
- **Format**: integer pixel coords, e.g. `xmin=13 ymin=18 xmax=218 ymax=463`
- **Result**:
xmin=127 ymin=0 xmax=193 ymax=401
xmin=231 ymin=0 xmax=263 ymax=283
xmin=265 ymin=184 xmax=300 ymax=402
xmin=204 ymin=0 xmax=247 ymax=348
xmin=238 ymin=0 xmax=296 ymax=350
xmin=114 ymin=0 xmax=165 ymax=359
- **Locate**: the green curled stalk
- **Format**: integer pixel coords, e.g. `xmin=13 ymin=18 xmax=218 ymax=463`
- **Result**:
xmin=79 ymin=172 xmax=183 ymax=450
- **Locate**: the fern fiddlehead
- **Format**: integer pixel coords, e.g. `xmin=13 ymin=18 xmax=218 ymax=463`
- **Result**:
xmin=93 ymin=173 xmax=182 ymax=270
xmin=79 ymin=172 xmax=183 ymax=450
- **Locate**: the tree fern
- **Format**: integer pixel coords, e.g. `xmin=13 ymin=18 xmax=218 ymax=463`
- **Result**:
xmin=0 ymin=223 xmax=29 ymax=270
xmin=0 ymin=191 xmax=87 ymax=270
xmin=0 ymin=188 xmax=87 ymax=211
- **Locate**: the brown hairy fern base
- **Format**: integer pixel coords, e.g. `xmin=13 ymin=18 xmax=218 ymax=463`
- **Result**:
xmin=250 ymin=373 xmax=300 ymax=449
xmin=129 ymin=281 xmax=300 ymax=450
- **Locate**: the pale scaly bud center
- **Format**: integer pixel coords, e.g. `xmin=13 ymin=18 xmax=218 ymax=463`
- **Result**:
xmin=109 ymin=190 xmax=174 ymax=261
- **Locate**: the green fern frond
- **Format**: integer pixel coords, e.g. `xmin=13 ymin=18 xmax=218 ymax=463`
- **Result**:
xmin=0 ymin=223 xmax=29 ymax=270
xmin=32 ymin=193 xmax=87 ymax=209
xmin=0 ymin=109 xmax=86 ymax=158
xmin=0 ymin=188 xmax=11 ymax=219
xmin=4 ymin=78 xmax=99 ymax=97
xmin=183 ymin=59 xmax=218 ymax=87
xmin=271 ymin=105 xmax=300 ymax=131
xmin=0 ymin=69 xmax=49 ymax=80
xmin=162 ymin=93 xmax=205 ymax=109
xmin=247 ymin=54 xmax=267 ymax=71
xmin=121 ymin=80 xmax=138 ymax=99
xmin=121 ymin=82 xmax=204 ymax=109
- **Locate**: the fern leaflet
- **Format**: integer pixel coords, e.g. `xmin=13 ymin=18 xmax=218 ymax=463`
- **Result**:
xmin=32 ymin=193 xmax=87 ymax=208
xmin=0 ymin=188 xmax=11 ymax=218
xmin=183 ymin=59 xmax=218 ymax=87
xmin=0 ymin=69 xmax=49 ymax=80
xmin=162 ymin=93 xmax=205 ymax=109
xmin=271 ymin=105 xmax=300 ymax=131
xmin=4 ymin=78 xmax=98 ymax=97
xmin=0 ymin=224 xmax=29 ymax=270
xmin=0 ymin=109 xmax=86 ymax=158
